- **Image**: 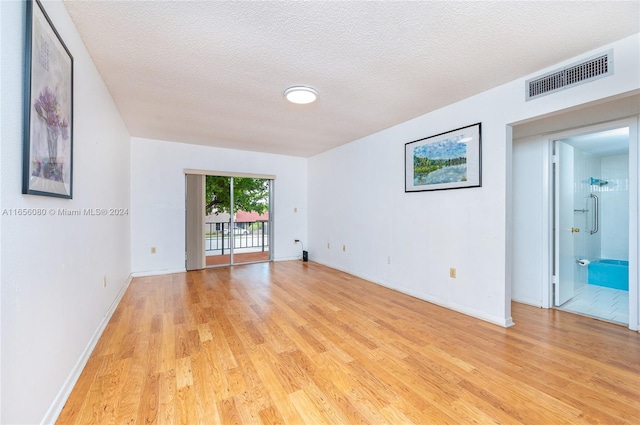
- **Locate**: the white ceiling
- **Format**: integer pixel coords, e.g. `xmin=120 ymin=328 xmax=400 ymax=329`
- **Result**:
xmin=563 ymin=127 xmax=630 ymax=156
xmin=63 ymin=1 xmax=639 ymax=158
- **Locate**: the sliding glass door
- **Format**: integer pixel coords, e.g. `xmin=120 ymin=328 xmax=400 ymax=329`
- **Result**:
xmin=203 ymin=176 xmax=272 ymax=267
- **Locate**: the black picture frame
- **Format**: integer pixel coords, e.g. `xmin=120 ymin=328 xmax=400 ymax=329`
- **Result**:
xmin=23 ymin=0 xmax=74 ymax=198
xmin=405 ymin=123 xmax=482 ymax=192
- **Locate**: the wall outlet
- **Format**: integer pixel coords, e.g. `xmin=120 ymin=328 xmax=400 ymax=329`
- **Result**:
xmin=151 ymin=247 xmax=157 ymax=254
xmin=327 ymin=243 xmax=330 ymax=249
xmin=103 ymin=275 xmax=107 ymax=288
xmin=342 ymin=245 xmax=346 ymax=252
xmin=449 ymin=267 xmax=457 ymax=278
xmin=294 ymin=207 xmax=298 ymax=213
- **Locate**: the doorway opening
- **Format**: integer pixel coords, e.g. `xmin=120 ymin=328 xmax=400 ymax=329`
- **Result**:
xmin=553 ymin=126 xmax=630 ymax=324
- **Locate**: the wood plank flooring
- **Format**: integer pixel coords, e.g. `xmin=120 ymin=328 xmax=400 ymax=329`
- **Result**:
xmin=206 ymin=251 xmax=270 ymax=266
xmin=57 ymin=261 xmax=640 ymax=424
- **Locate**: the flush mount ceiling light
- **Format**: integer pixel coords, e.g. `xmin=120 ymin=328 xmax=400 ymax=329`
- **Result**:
xmin=284 ymin=86 xmax=318 ymax=104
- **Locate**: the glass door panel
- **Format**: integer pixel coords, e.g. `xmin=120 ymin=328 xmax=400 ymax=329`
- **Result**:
xmin=232 ymin=177 xmax=271 ymax=265
xmin=205 ymin=176 xmax=232 ymax=267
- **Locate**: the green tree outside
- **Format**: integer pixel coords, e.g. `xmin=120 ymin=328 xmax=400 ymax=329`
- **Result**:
xmin=205 ymin=176 xmax=269 ymax=216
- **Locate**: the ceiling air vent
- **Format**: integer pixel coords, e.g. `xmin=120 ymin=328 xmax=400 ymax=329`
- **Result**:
xmin=526 ymin=49 xmax=613 ymax=101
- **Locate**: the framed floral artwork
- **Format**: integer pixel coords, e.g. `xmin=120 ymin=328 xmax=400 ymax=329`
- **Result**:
xmin=23 ymin=0 xmax=74 ymax=198
xmin=405 ymin=123 xmax=482 ymax=192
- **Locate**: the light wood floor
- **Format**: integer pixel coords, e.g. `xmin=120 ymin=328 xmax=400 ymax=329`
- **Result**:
xmin=57 ymin=261 xmax=640 ymax=424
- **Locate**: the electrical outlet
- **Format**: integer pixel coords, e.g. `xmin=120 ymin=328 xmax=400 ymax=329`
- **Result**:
xmin=327 ymin=243 xmax=330 ymax=249
xmin=151 ymin=247 xmax=157 ymax=254
xmin=342 ymin=245 xmax=346 ymax=252
xmin=450 ymin=267 xmax=457 ymax=278
xmin=294 ymin=207 xmax=298 ymax=213
xmin=103 ymin=276 xmax=107 ymax=288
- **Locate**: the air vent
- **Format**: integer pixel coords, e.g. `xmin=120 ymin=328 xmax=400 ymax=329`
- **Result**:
xmin=526 ymin=50 xmax=613 ymax=101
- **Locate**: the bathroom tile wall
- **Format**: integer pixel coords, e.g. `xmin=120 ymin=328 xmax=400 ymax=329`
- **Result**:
xmin=600 ymin=154 xmax=629 ymax=260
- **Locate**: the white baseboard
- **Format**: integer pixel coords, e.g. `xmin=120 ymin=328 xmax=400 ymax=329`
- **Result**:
xmin=312 ymin=259 xmax=515 ymax=328
xmin=274 ymin=256 xmax=302 ymax=262
xmin=511 ymin=297 xmax=545 ymax=309
xmin=131 ymin=268 xmax=186 ymax=277
xmin=41 ymin=274 xmax=133 ymax=425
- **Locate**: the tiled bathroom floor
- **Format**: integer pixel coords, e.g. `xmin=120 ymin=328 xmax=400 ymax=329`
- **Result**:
xmin=559 ymin=284 xmax=629 ymax=325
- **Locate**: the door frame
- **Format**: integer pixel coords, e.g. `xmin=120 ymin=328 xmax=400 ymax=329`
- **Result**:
xmin=542 ymin=118 xmax=638 ymax=330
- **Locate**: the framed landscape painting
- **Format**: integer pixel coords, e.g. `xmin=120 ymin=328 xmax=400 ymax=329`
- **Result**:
xmin=23 ymin=0 xmax=74 ymax=198
xmin=405 ymin=123 xmax=481 ymax=192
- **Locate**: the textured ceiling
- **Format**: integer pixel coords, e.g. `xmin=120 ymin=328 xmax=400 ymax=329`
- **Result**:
xmin=63 ymin=1 xmax=639 ymax=157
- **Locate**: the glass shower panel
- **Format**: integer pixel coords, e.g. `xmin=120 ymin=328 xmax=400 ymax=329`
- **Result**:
xmin=572 ymin=147 xmax=601 ymax=290
xmin=600 ymin=155 xmax=629 ymax=261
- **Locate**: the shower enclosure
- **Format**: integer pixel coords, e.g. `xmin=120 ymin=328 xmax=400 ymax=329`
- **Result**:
xmin=554 ymin=127 xmax=630 ymax=324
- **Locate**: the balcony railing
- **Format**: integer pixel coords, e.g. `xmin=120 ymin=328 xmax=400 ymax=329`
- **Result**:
xmin=205 ymin=220 xmax=269 ymax=255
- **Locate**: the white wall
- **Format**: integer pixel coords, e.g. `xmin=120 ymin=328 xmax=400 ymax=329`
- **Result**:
xmin=0 ymin=1 xmax=131 ymax=423
xmin=309 ymin=34 xmax=640 ymax=327
xmin=512 ymin=136 xmax=548 ymax=306
xmin=130 ymin=137 xmax=307 ymax=274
